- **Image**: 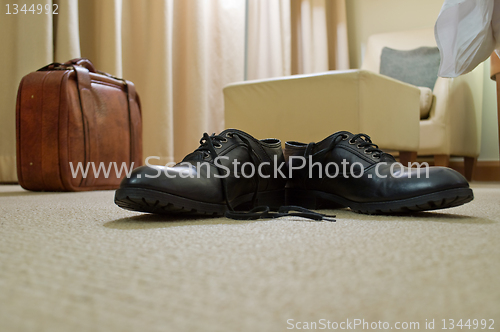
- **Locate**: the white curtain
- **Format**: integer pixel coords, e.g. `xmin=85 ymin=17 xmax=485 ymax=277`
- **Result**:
xmin=246 ymin=0 xmax=292 ymax=79
xmin=0 ymin=0 xmax=246 ymax=182
xmin=79 ymin=0 xmax=246 ymax=163
xmin=246 ymin=0 xmax=349 ymax=80
xmin=0 ymin=0 xmax=53 ymax=182
xmin=0 ymin=0 xmax=348 ymax=182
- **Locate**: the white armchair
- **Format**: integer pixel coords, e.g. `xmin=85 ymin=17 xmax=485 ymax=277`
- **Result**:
xmin=224 ymin=28 xmax=483 ymax=180
xmin=224 ymin=71 xmax=421 ymax=161
xmin=362 ymin=28 xmax=484 ymax=180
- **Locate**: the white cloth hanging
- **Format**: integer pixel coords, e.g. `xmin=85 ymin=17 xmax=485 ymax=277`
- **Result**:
xmin=435 ymin=0 xmax=500 ymax=77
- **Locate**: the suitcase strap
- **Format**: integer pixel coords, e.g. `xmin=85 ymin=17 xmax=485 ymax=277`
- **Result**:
xmin=124 ymin=81 xmax=141 ymax=167
xmin=73 ymin=65 xmax=99 ymax=187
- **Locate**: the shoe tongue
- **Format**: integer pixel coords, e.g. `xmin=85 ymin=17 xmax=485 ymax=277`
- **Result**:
xmin=220 ymin=128 xmax=250 ymax=138
xmin=219 ymin=128 xmax=234 ymax=136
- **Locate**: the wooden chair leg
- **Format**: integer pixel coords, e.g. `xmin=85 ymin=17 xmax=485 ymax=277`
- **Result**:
xmin=464 ymin=157 xmax=477 ymax=181
xmin=434 ymin=154 xmax=450 ymax=167
xmin=399 ymin=151 xmax=417 ymax=167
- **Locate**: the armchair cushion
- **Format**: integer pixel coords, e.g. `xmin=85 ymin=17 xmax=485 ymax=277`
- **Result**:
xmin=380 ymin=46 xmax=440 ymax=90
xmin=418 ymin=86 xmax=433 ymax=119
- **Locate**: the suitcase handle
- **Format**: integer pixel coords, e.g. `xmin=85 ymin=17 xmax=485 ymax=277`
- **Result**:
xmin=64 ymin=58 xmax=96 ymax=72
xmin=38 ymin=59 xmax=122 ymax=81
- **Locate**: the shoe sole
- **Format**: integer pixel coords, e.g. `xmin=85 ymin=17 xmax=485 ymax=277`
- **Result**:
xmin=285 ymin=187 xmax=474 ymax=214
xmin=115 ymin=187 xmax=285 ymax=216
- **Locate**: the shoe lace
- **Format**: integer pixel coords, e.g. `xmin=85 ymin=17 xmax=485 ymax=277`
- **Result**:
xmin=225 ymin=205 xmax=336 ymax=221
xmin=196 ymin=132 xmax=335 ymax=222
xmin=304 ymin=132 xmax=384 ymax=159
xmin=195 ymin=132 xmax=227 ymax=160
xmin=348 ymin=133 xmax=384 ymax=158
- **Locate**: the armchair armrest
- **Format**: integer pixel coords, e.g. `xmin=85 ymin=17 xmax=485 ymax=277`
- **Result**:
xmin=490 ymin=51 xmax=500 ymax=80
xmin=223 ymin=70 xmax=420 ymax=152
xmin=421 ymin=64 xmax=483 ymax=157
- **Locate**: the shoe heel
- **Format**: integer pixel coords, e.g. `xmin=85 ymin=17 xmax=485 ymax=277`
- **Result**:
xmin=255 ymin=189 xmax=285 ymax=210
xmin=285 ymin=188 xmax=319 ymax=209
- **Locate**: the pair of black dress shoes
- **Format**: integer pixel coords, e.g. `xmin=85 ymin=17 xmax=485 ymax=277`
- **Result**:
xmin=114 ymin=129 xmax=473 ymax=219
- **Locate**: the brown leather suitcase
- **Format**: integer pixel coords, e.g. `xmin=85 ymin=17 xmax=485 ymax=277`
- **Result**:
xmin=16 ymin=58 xmax=142 ymax=191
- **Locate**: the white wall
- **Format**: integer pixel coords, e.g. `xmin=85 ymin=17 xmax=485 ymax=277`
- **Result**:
xmin=346 ymin=0 xmax=500 ymax=161
xmin=481 ymin=60 xmax=500 ymax=161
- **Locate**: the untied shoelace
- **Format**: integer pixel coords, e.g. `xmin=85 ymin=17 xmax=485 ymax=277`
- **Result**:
xmin=196 ymin=132 xmax=336 ymax=222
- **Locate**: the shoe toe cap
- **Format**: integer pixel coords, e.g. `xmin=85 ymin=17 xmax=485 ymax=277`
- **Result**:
xmin=118 ymin=165 xmax=225 ymax=204
xmin=119 ymin=165 xmax=164 ymax=188
xmin=425 ymin=166 xmax=469 ymax=190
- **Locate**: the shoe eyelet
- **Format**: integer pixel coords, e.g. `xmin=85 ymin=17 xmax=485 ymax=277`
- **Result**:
xmin=364 ymin=149 xmax=372 ymax=154
xmin=349 ymin=139 xmax=356 ymax=145
xmin=204 ymin=151 xmax=211 ymax=159
xmin=357 ymin=144 xmax=363 ymax=149
xmin=220 ymin=138 xmax=227 ymax=143
xmin=215 ymin=143 xmax=222 ymax=148
xmin=226 ymin=132 xmax=234 ymax=138
xmin=372 ymin=154 xmax=380 ymax=160
xmin=342 ymin=134 xmax=349 ymax=141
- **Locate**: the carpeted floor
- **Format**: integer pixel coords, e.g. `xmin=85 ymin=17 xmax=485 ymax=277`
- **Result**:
xmin=0 ymin=183 xmax=499 ymax=332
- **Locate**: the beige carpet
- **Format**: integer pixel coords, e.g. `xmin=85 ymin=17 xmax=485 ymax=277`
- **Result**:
xmin=0 ymin=183 xmax=499 ymax=332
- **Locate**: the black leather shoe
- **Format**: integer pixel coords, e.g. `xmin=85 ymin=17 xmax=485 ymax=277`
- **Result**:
xmin=115 ymin=129 xmax=287 ymax=216
xmin=284 ymin=131 xmax=473 ymax=214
